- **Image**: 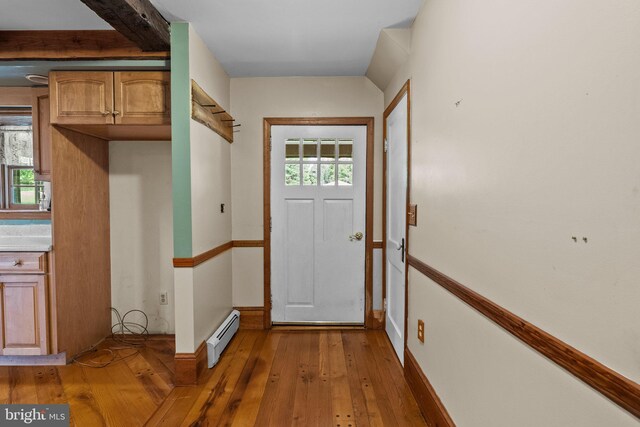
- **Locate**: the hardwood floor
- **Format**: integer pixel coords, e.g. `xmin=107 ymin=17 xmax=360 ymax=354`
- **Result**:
xmin=0 ymin=331 xmax=427 ymax=426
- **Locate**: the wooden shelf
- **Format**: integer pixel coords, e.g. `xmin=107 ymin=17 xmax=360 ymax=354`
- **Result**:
xmin=191 ymin=80 xmax=236 ymax=143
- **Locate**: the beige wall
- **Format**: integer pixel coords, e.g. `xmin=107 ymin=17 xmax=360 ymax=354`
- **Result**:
xmin=194 ymin=252 xmax=233 ymax=345
xmin=384 ymin=0 xmax=640 ymax=424
xmin=174 ymin=24 xmax=233 ymax=353
xmin=229 ymin=76 xmax=384 ymax=307
xmin=109 ymin=141 xmax=174 ymax=334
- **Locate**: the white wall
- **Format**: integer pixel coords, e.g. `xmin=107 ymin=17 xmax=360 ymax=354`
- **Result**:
xmin=184 ymin=25 xmax=233 ymax=351
xmin=229 ymin=76 xmax=384 ymax=307
xmin=109 ymin=141 xmax=174 ymax=334
xmin=383 ymin=0 xmax=640 ymax=424
xmin=172 ymin=23 xmax=234 ymax=353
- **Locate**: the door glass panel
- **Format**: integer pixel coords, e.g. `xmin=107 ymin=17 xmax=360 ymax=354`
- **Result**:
xmin=337 ymin=163 xmax=353 ymax=186
xmin=338 ymin=140 xmax=353 ymax=161
xmin=320 ymin=139 xmax=336 ymax=161
xmin=285 ymin=139 xmax=300 ymax=160
xmin=303 ymin=163 xmax=317 ymax=186
xmin=303 ymin=139 xmax=318 ymax=160
xmin=285 ymin=163 xmax=301 ymax=186
xmin=321 ymin=163 xmax=335 ymax=186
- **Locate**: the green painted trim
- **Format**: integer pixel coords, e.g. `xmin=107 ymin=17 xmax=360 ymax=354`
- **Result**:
xmin=0 ymin=219 xmax=50 ymax=225
xmin=171 ymin=23 xmax=193 ymax=258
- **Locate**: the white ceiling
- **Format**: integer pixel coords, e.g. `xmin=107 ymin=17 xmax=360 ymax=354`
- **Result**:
xmin=0 ymin=0 xmax=111 ymax=30
xmin=0 ymin=0 xmax=423 ymax=77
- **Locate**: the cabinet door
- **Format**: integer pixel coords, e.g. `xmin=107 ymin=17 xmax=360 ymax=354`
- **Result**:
xmin=32 ymin=88 xmax=52 ymax=181
xmin=49 ymin=71 xmax=114 ymax=125
xmin=0 ymin=275 xmax=48 ymax=356
xmin=114 ymin=71 xmax=171 ymax=125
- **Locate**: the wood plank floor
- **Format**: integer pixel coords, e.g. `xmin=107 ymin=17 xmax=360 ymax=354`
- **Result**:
xmin=0 ymin=330 xmax=427 ymax=426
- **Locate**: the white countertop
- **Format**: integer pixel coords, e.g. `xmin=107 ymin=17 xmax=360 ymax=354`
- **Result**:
xmin=0 ymin=224 xmax=52 ymax=252
xmin=0 ymin=236 xmax=52 ymax=252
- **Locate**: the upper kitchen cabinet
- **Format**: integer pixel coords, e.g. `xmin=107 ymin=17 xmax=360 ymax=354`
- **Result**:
xmin=114 ymin=72 xmax=170 ymax=125
xmin=49 ymin=71 xmax=171 ymax=141
xmin=49 ymin=71 xmax=114 ymax=125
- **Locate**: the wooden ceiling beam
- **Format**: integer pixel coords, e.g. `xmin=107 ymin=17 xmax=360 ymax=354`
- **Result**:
xmin=0 ymin=31 xmax=169 ymax=60
xmin=79 ymin=0 xmax=170 ymax=52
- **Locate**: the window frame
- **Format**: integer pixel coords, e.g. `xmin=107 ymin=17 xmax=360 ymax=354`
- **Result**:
xmin=0 ymin=88 xmax=50 ymax=218
xmin=4 ymin=165 xmax=43 ymax=210
xmin=284 ymin=137 xmax=354 ymax=187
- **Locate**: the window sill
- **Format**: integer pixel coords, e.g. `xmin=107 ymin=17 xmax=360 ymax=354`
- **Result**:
xmin=0 ymin=211 xmax=51 ymax=220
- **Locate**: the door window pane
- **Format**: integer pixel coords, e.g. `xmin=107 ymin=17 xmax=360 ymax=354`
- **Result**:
xmin=285 ymin=139 xmax=300 ymax=160
xmin=337 ymin=164 xmax=353 ymax=186
xmin=303 ymin=139 xmax=318 ymax=160
xmin=320 ymin=139 xmax=336 ymax=161
xmin=338 ymin=140 xmax=353 ymax=161
xmin=321 ymin=164 xmax=335 ymax=186
xmin=285 ymin=163 xmax=300 ymax=186
xmin=303 ymin=164 xmax=317 ymax=186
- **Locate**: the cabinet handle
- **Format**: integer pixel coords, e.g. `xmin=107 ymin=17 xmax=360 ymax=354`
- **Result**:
xmin=13 ymin=260 xmax=23 ymax=266
xmin=101 ymin=110 xmax=112 ymax=116
xmin=113 ymin=110 xmax=121 ymax=116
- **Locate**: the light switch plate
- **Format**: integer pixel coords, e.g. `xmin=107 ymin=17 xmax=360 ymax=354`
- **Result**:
xmin=408 ymin=204 xmax=418 ymax=226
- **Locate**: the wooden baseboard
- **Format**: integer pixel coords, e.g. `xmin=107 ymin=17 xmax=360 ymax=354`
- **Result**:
xmin=173 ymin=241 xmax=233 ymax=268
xmin=405 ymin=348 xmax=455 ymax=427
xmin=372 ymin=309 xmax=385 ymax=329
xmin=407 ymin=255 xmax=640 ymax=419
xmin=234 ymin=306 xmax=265 ymax=330
xmin=232 ymin=240 xmax=264 ymax=248
xmin=174 ymin=340 xmax=208 ymax=386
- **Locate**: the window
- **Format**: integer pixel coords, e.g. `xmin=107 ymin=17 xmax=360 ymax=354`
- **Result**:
xmin=2 ymin=166 xmax=44 ymax=210
xmin=0 ymin=124 xmax=45 ymax=210
xmin=284 ymin=138 xmax=354 ymax=186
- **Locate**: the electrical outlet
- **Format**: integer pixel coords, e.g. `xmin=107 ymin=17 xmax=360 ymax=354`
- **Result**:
xmin=160 ymin=292 xmax=169 ymax=305
xmin=417 ymin=319 xmax=425 ymax=343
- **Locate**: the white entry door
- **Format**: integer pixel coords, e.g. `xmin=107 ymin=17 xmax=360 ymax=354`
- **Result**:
xmin=386 ymin=94 xmax=408 ymax=363
xmin=271 ymin=125 xmax=367 ymax=323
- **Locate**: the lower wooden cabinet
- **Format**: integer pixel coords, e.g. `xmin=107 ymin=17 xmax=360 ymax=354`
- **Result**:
xmin=0 ymin=257 xmax=49 ymax=356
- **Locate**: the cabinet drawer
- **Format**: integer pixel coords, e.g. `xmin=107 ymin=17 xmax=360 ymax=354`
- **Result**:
xmin=0 ymin=253 xmax=47 ymax=274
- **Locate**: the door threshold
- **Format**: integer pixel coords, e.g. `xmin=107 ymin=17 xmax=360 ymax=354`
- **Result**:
xmin=272 ymin=323 xmax=365 ymax=331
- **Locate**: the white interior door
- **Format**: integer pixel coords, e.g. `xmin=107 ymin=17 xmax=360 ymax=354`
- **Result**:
xmin=271 ymin=125 xmax=367 ymax=323
xmin=386 ymin=94 xmax=408 ymax=363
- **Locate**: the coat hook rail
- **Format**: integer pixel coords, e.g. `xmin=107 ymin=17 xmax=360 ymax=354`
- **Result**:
xmin=190 ymin=79 xmax=235 ymax=143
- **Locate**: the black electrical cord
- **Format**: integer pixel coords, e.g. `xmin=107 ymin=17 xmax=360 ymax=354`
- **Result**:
xmin=71 ymin=307 xmax=150 ymax=368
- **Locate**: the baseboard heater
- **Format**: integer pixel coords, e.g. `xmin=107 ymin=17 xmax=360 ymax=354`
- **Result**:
xmin=207 ymin=309 xmax=240 ymax=368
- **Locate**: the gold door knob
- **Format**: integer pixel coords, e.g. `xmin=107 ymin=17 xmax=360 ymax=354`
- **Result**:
xmin=349 ymin=232 xmax=363 ymax=241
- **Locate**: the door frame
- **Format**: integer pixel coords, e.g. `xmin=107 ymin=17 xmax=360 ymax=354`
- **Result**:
xmin=382 ymin=80 xmax=411 ymax=352
xmin=263 ymin=117 xmax=375 ymax=328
